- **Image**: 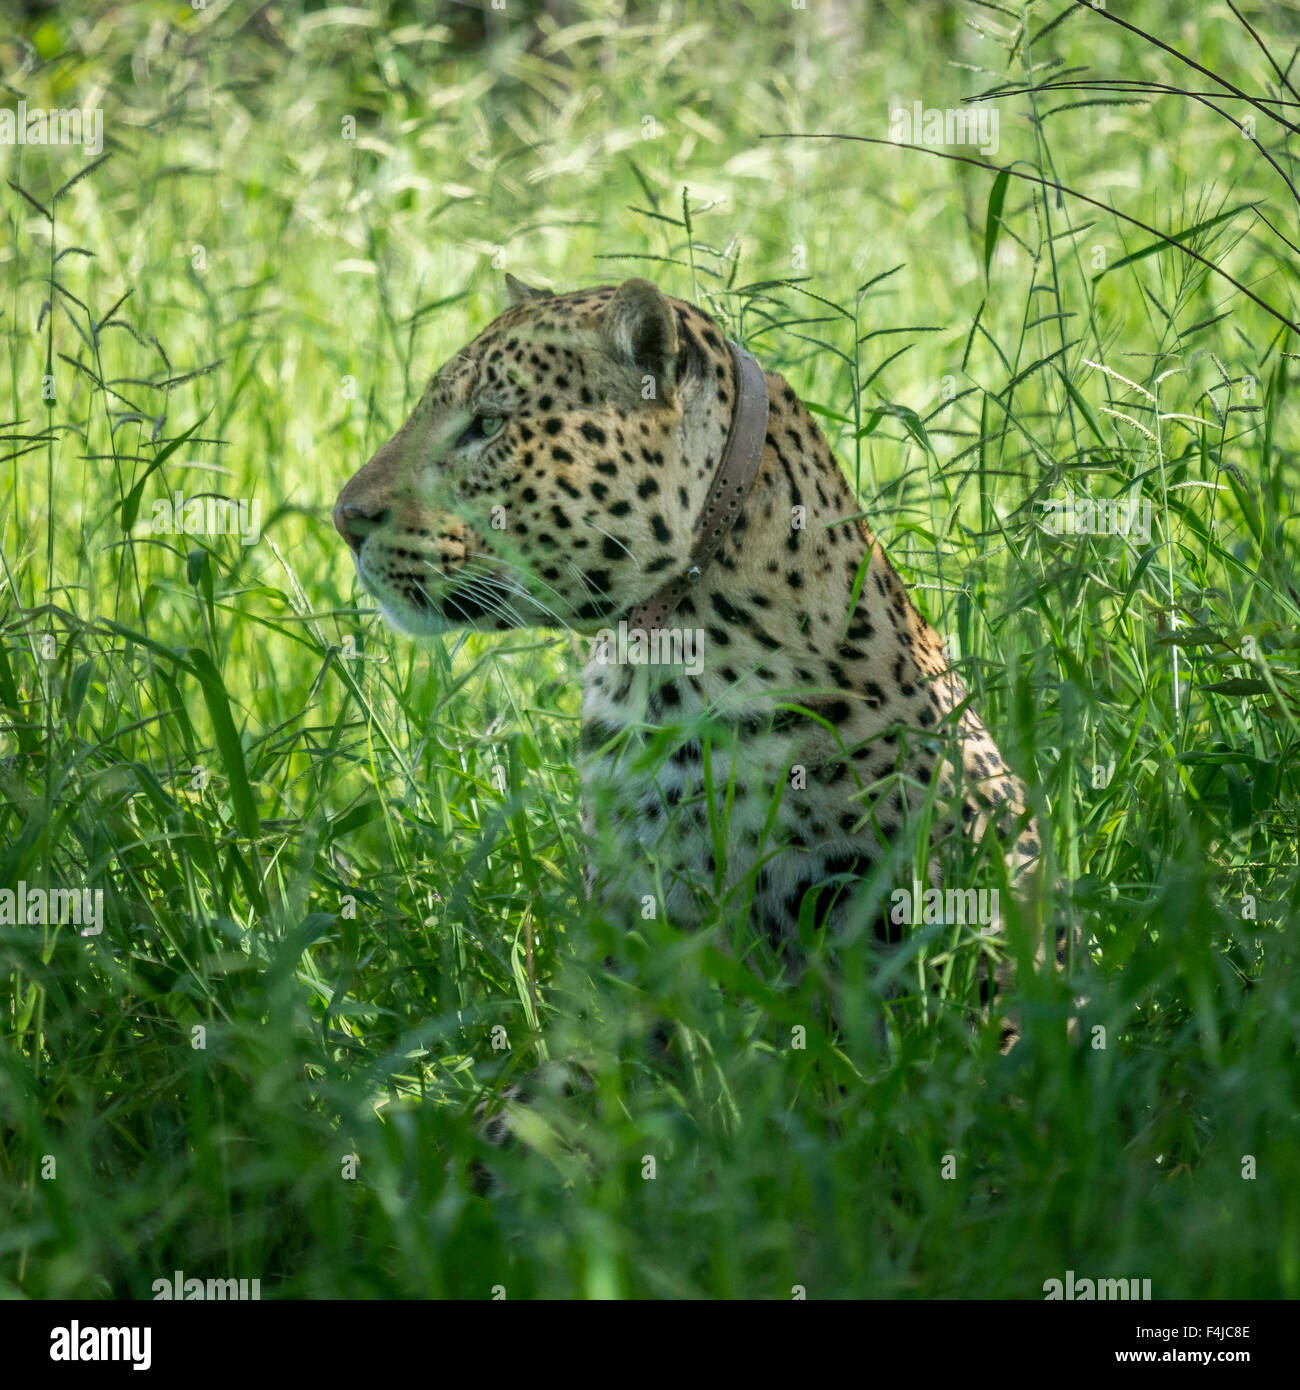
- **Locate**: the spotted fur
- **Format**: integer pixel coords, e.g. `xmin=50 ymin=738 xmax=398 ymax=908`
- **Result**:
xmin=335 ymin=276 xmax=1039 ymax=993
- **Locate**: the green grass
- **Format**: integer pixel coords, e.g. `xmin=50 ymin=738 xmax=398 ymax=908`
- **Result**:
xmin=2 ymin=0 xmax=1299 ymax=1298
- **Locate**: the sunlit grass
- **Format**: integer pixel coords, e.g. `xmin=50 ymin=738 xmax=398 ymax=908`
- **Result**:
xmin=1 ymin=0 xmax=1298 ymax=1298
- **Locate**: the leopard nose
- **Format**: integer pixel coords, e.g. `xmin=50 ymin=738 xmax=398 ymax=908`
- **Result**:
xmin=334 ymin=502 xmax=390 ymax=552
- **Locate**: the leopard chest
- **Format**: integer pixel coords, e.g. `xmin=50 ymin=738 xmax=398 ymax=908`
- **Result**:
xmin=578 ymin=659 xmax=920 ymax=944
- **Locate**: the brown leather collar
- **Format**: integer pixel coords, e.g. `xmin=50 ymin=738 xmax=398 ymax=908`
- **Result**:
xmin=625 ymin=338 xmax=769 ymax=632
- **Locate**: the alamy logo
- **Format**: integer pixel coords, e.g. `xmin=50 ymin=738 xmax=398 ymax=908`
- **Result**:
xmin=152 ymin=1269 xmax=261 ymax=1299
xmin=50 ymin=1323 xmax=150 ymax=1370
xmin=151 ymin=491 xmax=262 ymax=546
xmin=0 ymin=882 xmax=102 ymax=934
xmin=1044 ymin=1270 xmax=1153 ymax=1300
xmin=1040 ymin=491 xmax=1153 ymax=543
xmin=591 ymin=620 xmax=705 ymax=677
xmin=889 ymin=98 xmax=999 ymax=157
xmin=1 ymin=101 xmax=103 ymax=154
xmin=889 ymin=881 xmax=999 ymax=928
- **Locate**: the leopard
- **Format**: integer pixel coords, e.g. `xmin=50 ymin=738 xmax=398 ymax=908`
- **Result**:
xmin=334 ymin=274 xmax=1042 ymax=1043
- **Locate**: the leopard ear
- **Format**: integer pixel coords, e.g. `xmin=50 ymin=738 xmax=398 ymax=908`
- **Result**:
xmin=505 ymin=273 xmax=552 ymax=306
xmin=600 ymin=278 xmax=678 ymax=400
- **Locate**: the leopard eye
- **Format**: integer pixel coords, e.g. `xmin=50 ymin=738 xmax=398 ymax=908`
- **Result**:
xmin=456 ymin=414 xmax=507 ymax=449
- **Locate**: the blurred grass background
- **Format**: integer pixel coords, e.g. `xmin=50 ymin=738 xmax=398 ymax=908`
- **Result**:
xmin=1 ymin=0 xmax=1299 ymax=1297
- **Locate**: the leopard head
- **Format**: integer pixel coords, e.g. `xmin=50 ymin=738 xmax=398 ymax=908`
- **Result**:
xmin=333 ymin=276 xmax=736 ymax=635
